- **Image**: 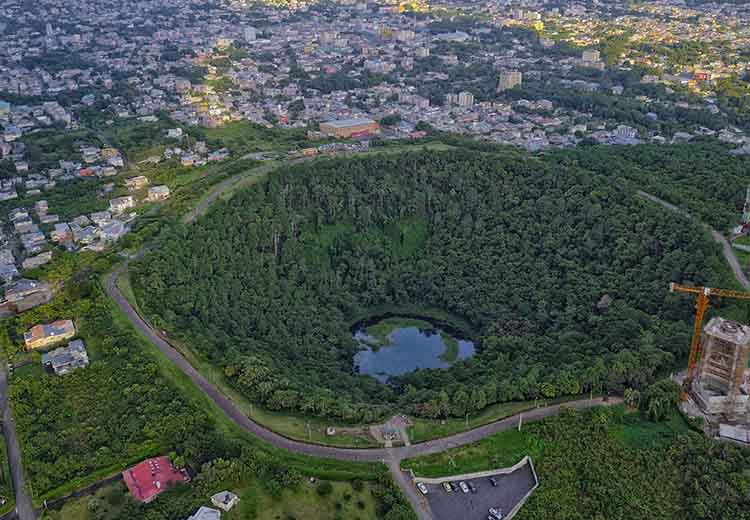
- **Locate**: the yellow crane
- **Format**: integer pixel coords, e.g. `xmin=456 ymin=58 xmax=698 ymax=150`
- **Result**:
xmin=669 ymin=282 xmax=750 ymax=398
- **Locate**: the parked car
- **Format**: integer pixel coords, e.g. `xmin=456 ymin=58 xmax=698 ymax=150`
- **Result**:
xmin=417 ymin=482 xmax=429 ymax=495
xmin=442 ymin=482 xmax=452 ymax=493
xmin=489 ymin=477 xmax=498 ymax=487
xmin=449 ymin=482 xmax=460 ymax=492
xmin=459 ymin=481 xmax=470 ymax=493
xmin=468 ymin=482 xmax=477 ymax=493
xmin=489 ymin=507 xmax=504 ymax=519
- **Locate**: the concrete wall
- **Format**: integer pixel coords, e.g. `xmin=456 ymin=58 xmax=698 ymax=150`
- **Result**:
xmin=413 ymin=456 xmax=534 ymax=485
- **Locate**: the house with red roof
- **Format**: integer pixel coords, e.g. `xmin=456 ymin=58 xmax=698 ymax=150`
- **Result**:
xmin=122 ymin=456 xmax=189 ymax=503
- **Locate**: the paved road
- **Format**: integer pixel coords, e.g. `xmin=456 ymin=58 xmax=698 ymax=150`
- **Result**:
xmin=637 ymin=190 xmax=750 ymax=290
xmin=182 ymin=162 xmax=277 ymax=225
xmin=106 ymin=263 xmax=616 ymax=516
xmin=0 ymin=363 xmax=35 ymax=520
xmin=102 ymin=160 xmax=617 ymax=518
xmin=107 ymin=268 xmax=616 ymax=463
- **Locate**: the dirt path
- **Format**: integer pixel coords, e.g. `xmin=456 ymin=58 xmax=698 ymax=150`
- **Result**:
xmin=637 ymin=190 xmax=750 ymax=290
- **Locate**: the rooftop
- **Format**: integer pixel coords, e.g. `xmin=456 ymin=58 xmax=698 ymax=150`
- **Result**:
xmin=321 ymin=118 xmax=376 ymax=128
xmin=123 ymin=456 xmax=189 ymax=503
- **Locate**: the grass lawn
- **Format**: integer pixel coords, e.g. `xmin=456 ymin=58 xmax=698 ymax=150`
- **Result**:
xmin=407 ymin=396 xmax=581 ymax=444
xmin=43 ymin=478 xmax=379 ymax=520
xmin=230 ymin=479 xmax=379 ymax=520
xmin=402 ymin=427 xmax=539 ymax=478
xmin=612 ymin=408 xmax=690 ymax=450
xmin=40 ymin=482 xmax=129 ymax=520
xmin=402 ymin=405 xmax=692 ymax=479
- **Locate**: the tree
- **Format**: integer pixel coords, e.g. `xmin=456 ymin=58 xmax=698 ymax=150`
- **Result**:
xmin=623 ymin=388 xmax=641 ymax=409
xmin=452 ymin=389 xmax=469 ymax=417
xmin=641 ymin=379 xmax=680 ymax=422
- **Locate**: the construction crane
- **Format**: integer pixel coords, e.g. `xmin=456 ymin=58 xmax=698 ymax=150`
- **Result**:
xmin=669 ymin=282 xmax=750 ymax=399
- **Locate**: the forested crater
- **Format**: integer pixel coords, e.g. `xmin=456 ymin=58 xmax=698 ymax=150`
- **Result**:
xmin=131 ymin=149 xmax=722 ymax=422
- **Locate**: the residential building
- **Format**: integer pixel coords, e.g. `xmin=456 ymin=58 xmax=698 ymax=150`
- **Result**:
xmin=0 ymin=263 xmax=18 ymax=283
xmin=3 ymin=278 xmax=53 ymax=313
xmin=244 ymin=26 xmax=257 ymax=42
xmin=99 ymin=220 xmax=128 ymax=242
xmin=125 ymin=176 xmax=150 ymax=191
xmin=123 ymin=456 xmax=189 ymax=503
xmin=147 ymin=185 xmax=171 ymax=202
xmin=497 ymin=71 xmax=522 ymax=92
xmin=457 ymin=91 xmax=475 ymax=107
xmin=211 ymin=490 xmax=240 ymax=511
xmin=24 ymin=319 xmax=76 ymax=350
xmin=41 ymin=339 xmax=89 ymax=375
xmin=51 ymin=223 xmax=72 ymax=242
xmin=22 ymin=251 xmax=53 ymax=270
xmin=582 ymin=49 xmax=600 ymax=63
xmin=186 ymin=507 xmax=221 ymax=520
xmin=109 ymin=196 xmax=135 ymax=214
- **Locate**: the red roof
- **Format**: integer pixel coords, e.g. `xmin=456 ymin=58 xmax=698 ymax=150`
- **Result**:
xmin=122 ymin=456 xmax=189 ymax=503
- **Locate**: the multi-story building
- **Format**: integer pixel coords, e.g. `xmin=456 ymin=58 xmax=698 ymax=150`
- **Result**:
xmin=457 ymin=91 xmax=475 ymax=107
xmin=24 ymin=319 xmax=76 ymax=350
xmin=497 ymin=71 xmax=522 ymax=92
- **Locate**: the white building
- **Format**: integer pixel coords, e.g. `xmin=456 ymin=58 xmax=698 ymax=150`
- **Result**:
xmin=457 ymin=91 xmax=475 ymax=107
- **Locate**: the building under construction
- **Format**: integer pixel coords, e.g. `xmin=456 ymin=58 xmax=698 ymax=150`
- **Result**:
xmin=691 ymin=317 xmax=750 ymax=422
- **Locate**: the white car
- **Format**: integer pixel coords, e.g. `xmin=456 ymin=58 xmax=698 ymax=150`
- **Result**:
xmin=417 ymin=482 xmax=429 ymax=495
xmin=489 ymin=507 xmax=504 ymax=519
xmin=459 ymin=481 xmax=470 ymax=493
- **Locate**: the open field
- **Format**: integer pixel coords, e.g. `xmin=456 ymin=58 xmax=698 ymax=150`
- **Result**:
xmin=42 ymin=477 xmax=381 ymax=520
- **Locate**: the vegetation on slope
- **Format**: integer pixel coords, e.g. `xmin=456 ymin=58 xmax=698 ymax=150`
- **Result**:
xmin=405 ymin=400 xmax=750 ymax=520
xmin=132 ymin=148 xmax=724 ymax=421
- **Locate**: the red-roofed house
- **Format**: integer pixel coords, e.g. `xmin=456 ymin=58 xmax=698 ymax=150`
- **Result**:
xmin=122 ymin=456 xmax=189 ymax=503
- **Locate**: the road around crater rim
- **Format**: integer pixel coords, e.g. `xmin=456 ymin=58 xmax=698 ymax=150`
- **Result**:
xmin=637 ymin=190 xmax=750 ymax=290
xmin=105 ymin=263 xmax=616 ymax=519
xmin=105 ymin=265 xmax=614 ymax=463
xmin=103 ymin=161 xmax=620 ymax=520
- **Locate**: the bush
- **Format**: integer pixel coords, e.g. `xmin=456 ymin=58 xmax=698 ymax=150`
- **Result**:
xmin=317 ymin=481 xmax=333 ymax=496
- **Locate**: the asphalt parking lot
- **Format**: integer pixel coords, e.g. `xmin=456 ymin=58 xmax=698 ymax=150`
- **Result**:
xmin=421 ymin=462 xmax=537 ymax=520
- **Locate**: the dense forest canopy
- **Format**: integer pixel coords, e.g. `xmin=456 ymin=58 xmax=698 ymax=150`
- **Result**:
xmin=132 ymin=149 xmax=724 ymax=421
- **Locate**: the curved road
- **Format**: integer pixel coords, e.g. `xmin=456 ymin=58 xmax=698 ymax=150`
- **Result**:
xmin=637 ymin=191 xmax=750 ymax=290
xmin=105 ymin=264 xmax=614 ymax=519
xmin=105 ymin=265 xmax=611 ymax=462
xmin=103 ymin=161 xmax=619 ymax=519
